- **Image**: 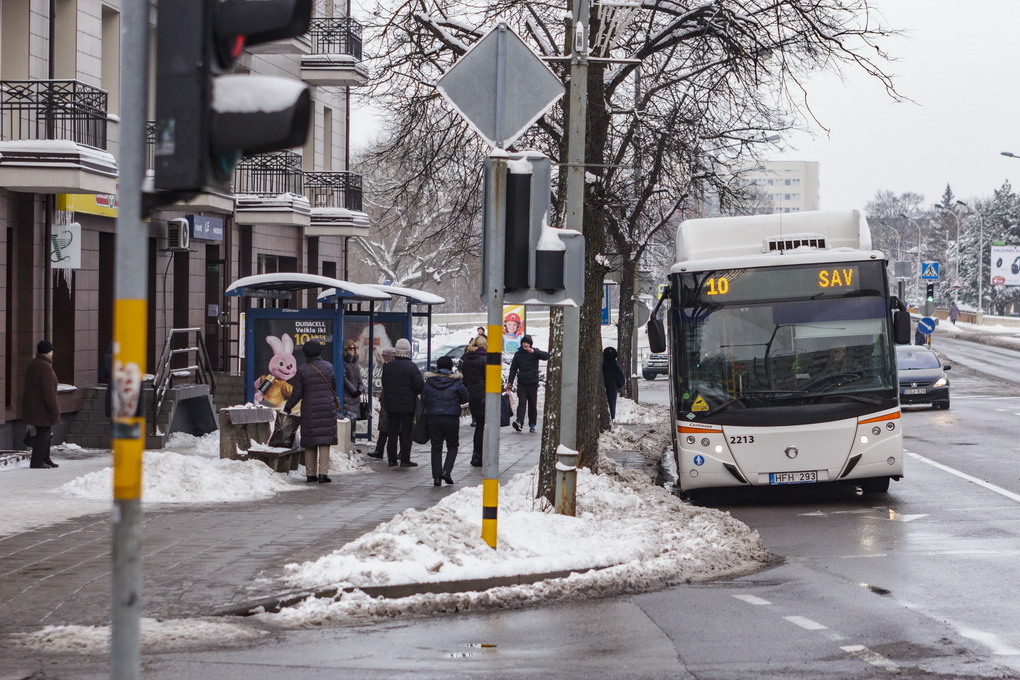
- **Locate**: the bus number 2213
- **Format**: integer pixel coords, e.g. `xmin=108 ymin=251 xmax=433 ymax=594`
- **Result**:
xmin=729 ymin=435 xmax=754 ymax=444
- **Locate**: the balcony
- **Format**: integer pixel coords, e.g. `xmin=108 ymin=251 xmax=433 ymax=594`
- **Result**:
xmin=301 ymin=18 xmax=370 ymax=87
xmin=0 ymin=80 xmax=118 ymax=194
xmin=304 ymin=171 xmax=369 ymax=237
xmin=233 ymin=151 xmax=310 ymax=227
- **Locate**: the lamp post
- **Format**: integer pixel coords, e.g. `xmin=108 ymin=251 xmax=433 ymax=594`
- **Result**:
xmin=899 ymin=213 xmax=924 ymax=304
xmin=873 ymin=220 xmax=902 ymax=260
xmin=934 ymin=202 xmax=963 ymax=287
xmin=957 ymin=200 xmax=985 ymax=314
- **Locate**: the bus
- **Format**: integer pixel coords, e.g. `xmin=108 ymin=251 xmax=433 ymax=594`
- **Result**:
xmin=646 ymin=210 xmax=911 ymax=495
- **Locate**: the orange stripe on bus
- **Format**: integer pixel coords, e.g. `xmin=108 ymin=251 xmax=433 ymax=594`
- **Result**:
xmin=679 ymin=425 xmax=723 ymax=434
xmin=858 ymin=411 xmax=901 ymax=424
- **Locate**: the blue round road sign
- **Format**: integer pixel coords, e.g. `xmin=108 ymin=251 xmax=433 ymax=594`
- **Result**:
xmin=918 ymin=317 xmax=936 ymax=335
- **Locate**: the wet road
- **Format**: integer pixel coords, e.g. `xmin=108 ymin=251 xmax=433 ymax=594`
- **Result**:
xmin=74 ymin=339 xmax=1020 ymax=679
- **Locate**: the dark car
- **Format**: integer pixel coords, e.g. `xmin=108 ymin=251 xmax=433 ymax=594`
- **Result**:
xmin=895 ymin=345 xmax=951 ymax=409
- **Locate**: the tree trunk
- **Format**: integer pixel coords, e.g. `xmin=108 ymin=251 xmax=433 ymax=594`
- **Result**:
xmin=537 ymin=307 xmax=564 ymax=503
xmin=617 ymin=259 xmax=638 ymax=400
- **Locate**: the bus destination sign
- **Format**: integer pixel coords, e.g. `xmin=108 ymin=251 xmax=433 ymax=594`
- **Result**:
xmin=685 ymin=262 xmax=884 ymax=305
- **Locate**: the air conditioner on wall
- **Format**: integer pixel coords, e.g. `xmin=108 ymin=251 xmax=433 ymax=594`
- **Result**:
xmin=167 ymin=218 xmax=191 ymax=252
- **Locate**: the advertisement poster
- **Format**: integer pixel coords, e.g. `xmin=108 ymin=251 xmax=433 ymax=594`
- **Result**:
xmin=502 ymin=304 xmax=525 ymax=360
xmin=251 ymin=316 xmax=333 ymax=412
xmin=990 ymin=245 xmax=1020 ymax=286
xmin=343 ymin=315 xmax=408 ymax=391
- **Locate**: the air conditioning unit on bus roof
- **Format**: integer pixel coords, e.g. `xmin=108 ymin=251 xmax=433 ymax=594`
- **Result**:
xmin=675 ymin=210 xmax=870 ymax=263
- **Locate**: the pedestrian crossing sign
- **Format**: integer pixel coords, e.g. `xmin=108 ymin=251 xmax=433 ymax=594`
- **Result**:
xmin=921 ymin=262 xmax=940 ymax=280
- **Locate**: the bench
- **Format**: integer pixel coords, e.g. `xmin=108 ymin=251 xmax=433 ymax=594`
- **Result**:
xmin=218 ymin=407 xmax=302 ymax=473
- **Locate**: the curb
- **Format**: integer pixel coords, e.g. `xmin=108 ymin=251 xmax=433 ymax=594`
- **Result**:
xmin=215 ymin=566 xmax=604 ymax=617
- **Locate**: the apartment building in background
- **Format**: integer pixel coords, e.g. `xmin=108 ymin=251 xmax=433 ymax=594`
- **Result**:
xmin=0 ymin=0 xmax=369 ymax=447
xmin=744 ymin=160 xmax=821 ymax=214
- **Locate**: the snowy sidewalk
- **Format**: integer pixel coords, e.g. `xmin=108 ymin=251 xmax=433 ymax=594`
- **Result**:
xmin=0 ymin=427 xmax=544 ymax=633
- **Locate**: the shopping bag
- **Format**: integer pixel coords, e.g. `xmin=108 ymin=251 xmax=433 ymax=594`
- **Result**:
xmin=268 ymin=411 xmax=300 ymax=449
xmin=359 ymin=399 xmax=370 ymax=420
xmin=411 ymin=413 xmax=430 ymax=444
xmin=500 ymin=393 xmax=513 ymax=427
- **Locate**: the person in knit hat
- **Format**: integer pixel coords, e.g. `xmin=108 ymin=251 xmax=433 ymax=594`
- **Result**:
xmin=507 ymin=334 xmax=549 ymax=433
xmin=22 ymin=340 xmax=61 ymax=468
xmin=380 ymin=338 xmax=424 ymax=466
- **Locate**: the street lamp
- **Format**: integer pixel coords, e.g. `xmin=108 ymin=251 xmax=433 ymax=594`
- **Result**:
xmin=872 ymin=219 xmax=902 ymax=260
xmin=957 ymin=200 xmax=985 ymax=314
xmin=899 ymin=213 xmax=924 ymax=304
xmin=934 ymin=202 xmax=963 ymax=286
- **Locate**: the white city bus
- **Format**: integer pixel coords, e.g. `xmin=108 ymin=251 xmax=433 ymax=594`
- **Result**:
xmin=646 ymin=210 xmax=911 ymax=495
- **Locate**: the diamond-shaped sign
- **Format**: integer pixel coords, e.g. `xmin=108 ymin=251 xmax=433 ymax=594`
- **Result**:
xmin=436 ymin=22 xmax=564 ymax=149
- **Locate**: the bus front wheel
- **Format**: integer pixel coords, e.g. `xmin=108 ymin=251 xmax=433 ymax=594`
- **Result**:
xmin=860 ymin=476 xmax=891 ymax=493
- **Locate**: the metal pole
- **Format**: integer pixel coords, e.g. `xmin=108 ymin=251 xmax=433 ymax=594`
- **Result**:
xmin=482 ymin=153 xmax=508 ymax=547
xmin=111 ymin=1 xmax=150 ymax=677
xmin=560 ymin=0 xmax=589 ymax=454
xmin=978 ymin=215 xmax=984 ymax=314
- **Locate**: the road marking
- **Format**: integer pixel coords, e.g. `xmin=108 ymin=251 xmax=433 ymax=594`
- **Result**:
xmin=732 ymin=594 xmax=771 ymax=606
xmin=841 ymin=644 xmax=900 ymax=670
xmin=906 ymin=451 xmax=1020 ymax=503
xmin=785 ymin=615 xmax=827 ymax=630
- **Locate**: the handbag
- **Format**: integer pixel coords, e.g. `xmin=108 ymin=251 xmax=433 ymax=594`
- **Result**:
xmin=358 ymin=398 xmax=370 ymax=420
xmin=411 ymin=412 xmax=430 ymax=444
xmin=500 ymin=392 xmax=513 ymax=427
xmin=268 ymin=411 xmax=299 ymax=449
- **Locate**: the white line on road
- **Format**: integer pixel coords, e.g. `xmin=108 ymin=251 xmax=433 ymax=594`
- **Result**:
xmin=841 ymin=644 xmax=900 ymax=670
xmin=906 ymin=451 xmax=1020 ymax=503
xmin=784 ymin=615 xmax=827 ymax=630
xmin=732 ymin=594 xmax=771 ymax=606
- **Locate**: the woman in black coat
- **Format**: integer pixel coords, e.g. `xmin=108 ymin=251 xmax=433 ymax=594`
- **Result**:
xmin=284 ymin=340 xmax=339 ymax=483
xmin=602 ymin=346 xmax=627 ymax=421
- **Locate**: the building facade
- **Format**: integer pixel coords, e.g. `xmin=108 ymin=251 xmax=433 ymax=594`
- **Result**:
xmin=0 ymin=0 xmax=369 ymax=447
xmin=744 ymin=160 xmax=821 ymax=214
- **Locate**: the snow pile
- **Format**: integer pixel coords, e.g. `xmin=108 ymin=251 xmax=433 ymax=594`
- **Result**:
xmin=614 ymin=397 xmax=667 ymax=426
xmin=164 ymin=431 xmax=220 ymax=457
xmin=58 ymin=451 xmax=303 ymax=503
xmin=260 ymin=463 xmax=767 ymax=626
xmin=12 ymin=617 xmax=266 ymax=654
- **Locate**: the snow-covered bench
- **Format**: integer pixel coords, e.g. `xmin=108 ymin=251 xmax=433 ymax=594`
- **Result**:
xmin=218 ymin=406 xmax=302 ymax=473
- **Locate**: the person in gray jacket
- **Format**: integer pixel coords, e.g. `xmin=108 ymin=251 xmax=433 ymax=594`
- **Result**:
xmin=342 ymin=339 xmax=365 ymax=443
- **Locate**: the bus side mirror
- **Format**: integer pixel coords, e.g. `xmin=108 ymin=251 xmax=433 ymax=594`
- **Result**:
xmin=647 ymin=318 xmax=667 ymax=354
xmin=893 ymin=310 xmax=910 ymax=344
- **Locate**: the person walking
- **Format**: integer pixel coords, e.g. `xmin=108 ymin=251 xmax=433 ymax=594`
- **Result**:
xmin=381 ymin=338 xmax=425 ymax=467
xmin=283 ymin=340 xmax=338 ymax=483
xmin=22 ymin=340 xmax=61 ymax=469
xmin=460 ymin=335 xmax=487 ymax=466
xmin=949 ymin=300 xmax=960 ymax=325
xmin=422 ymin=355 xmax=469 ymax=486
xmin=341 ymin=339 xmax=364 ymax=445
xmin=602 ymin=346 xmax=627 ymax=421
xmin=368 ymin=347 xmax=396 ymax=458
xmin=507 ymin=334 xmax=548 ymax=433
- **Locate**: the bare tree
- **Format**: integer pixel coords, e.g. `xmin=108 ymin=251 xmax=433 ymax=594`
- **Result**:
xmin=360 ymin=0 xmax=903 ymax=487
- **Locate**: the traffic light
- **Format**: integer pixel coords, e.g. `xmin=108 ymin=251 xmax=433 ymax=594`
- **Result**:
xmin=154 ymin=0 xmax=313 ymax=196
xmin=926 ymin=283 xmax=935 ymax=303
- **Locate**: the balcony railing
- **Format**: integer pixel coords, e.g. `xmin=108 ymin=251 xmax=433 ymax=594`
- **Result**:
xmin=304 ymin=171 xmax=363 ymax=212
xmin=0 ymin=80 xmax=109 ymax=150
xmin=308 ymin=17 xmax=363 ymax=60
xmin=234 ymin=151 xmax=304 ymax=197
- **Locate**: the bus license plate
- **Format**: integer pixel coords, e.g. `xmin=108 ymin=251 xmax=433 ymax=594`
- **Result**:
xmin=903 ymin=388 xmax=926 ymax=395
xmin=770 ymin=471 xmax=817 ymax=485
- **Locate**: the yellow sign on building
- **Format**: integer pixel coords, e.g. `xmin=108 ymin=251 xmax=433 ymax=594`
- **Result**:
xmin=57 ymin=191 xmax=119 ymax=218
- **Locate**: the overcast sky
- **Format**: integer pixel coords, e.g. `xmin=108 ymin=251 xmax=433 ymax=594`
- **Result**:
xmin=777 ymin=0 xmax=1020 ymax=212
xmin=352 ymin=1 xmax=1020 ymax=212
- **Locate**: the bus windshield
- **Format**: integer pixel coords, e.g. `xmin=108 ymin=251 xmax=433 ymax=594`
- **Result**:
xmin=675 ymin=264 xmax=897 ymax=420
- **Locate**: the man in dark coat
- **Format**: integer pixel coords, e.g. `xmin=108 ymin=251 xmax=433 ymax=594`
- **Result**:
xmin=381 ymin=338 xmax=425 ymax=467
xmin=22 ymin=340 xmax=61 ymax=469
xmin=422 ymin=356 xmax=470 ymax=486
xmin=459 ymin=335 xmax=487 ymax=466
xmin=284 ymin=340 xmax=339 ymax=483
xmin=602 ymin=346 xmax=627 ymax=420
xmin=507 ymin=334 xmax=549 ymax=433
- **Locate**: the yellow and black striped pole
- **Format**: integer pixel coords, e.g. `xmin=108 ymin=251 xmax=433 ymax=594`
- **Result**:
xmin=481 ymin=152 xmax=508 ymax=547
